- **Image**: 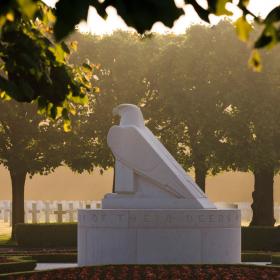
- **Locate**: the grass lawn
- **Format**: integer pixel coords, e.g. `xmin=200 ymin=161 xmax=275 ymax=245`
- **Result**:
xmin=0 ymin=234 xmax=10 ymax=245
xmin=0 ymin=234 xmax=16 ymax=246
xmin=0 ymin=224 xmax=15 ymax=246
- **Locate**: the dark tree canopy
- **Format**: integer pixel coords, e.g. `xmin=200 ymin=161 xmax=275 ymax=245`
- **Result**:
xmin=0 ymin=2 xmax=97 ymax=128
xmin=69 ymin=23 xmax=280 ymax=225
xmin=0 ymin=0 xmax=279 ymax=114
xmin=53 ymin=0 xmax=280 ymax=52
xmin=0 ymin=0 xmax=277 ymax=49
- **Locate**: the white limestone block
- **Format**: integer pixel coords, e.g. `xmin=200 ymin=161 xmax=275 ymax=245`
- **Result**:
xmin=78 ymin=209 xmax=241 ymax=265
xmin=137 ymin=228 xmax=201 ymax=264
xmin=78 ymin=104 xmax=241 ymax=266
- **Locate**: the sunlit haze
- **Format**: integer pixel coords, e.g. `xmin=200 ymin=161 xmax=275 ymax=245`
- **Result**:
xmin=43 ymin=0 xmax=280 ymax=35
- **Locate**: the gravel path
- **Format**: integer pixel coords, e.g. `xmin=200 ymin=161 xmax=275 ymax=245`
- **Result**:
xmin=36 ymin=263 xmax=77 ymax=270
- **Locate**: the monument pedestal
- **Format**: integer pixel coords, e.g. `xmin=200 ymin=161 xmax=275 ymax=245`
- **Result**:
xmin=78 ymin=208 xmax=241 ymax=265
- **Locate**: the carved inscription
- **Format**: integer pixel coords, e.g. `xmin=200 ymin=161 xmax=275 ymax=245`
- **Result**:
xmin=78 ymin=209 xmax=240 ymax=228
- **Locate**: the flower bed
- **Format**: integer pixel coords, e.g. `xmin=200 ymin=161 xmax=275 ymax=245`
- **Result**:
xmin=1 ymin=264 xmax=280 ymax=280
xmin=0 ymin=258 xmax=15 ymax=264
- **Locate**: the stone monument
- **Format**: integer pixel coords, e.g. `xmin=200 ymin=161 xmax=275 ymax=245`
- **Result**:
xmin=78 ymin=104 xmax=241 ymax=265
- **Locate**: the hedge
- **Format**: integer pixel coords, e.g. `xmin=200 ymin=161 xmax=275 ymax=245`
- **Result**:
xmin=271 ymin=255 xmax=280 ymax=265
xmin=26 ymin=253 xmax=76 ymax=263
xmin=15 ymin=223 xmax=280 ymax=251
xmin=242 ymin=226 xmax=280 ymax=251
xmin=15 ymin=223 xmax=77 ymax=248
xmin=241 ymin=252 xmax=272 ymax=262
xmin=0 ymin=256 xmax=36 ymax=274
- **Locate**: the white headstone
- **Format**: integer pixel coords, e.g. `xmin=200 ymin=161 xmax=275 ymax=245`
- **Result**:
xmin=78 ymin=104 xmax=241 ymax=265
xmin=9 ymin=201 xmax=12 ymax=226
xmin=3 ymin=201 xmax=10 ymax=223
xmin=54 ymin=203 xmax=67 ymax=223
xmin=0 ymin=201 xmax=4 ymax=220
xmin=43 ymin=202 xmax=51 ymax=223
xmin=29 ymin=203 xmax=40 ymax=223
xmin=79 ymin=201 xmax=84 ymax=209
xmin=68 ymin=202 xmax=76 ymax=222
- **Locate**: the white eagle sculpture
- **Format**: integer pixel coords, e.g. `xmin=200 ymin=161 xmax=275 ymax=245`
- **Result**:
xmin=102 ymin=104 xmax=216 ymax=209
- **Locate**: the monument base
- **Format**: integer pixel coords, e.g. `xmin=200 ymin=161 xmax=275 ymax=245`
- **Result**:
xmin=78 ymin=209 xmax=241 ymax=265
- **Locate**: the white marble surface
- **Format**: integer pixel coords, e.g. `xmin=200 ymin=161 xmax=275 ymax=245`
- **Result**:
xmin=104 ymin=104 xmax=215 ymax=209
xmin=78 ymin=104 xmax=241 ymax=266
xmin=36 ymin=263 xmax=77 ymax=271
xmin=78 ymin=209 xmax=241 ymax=265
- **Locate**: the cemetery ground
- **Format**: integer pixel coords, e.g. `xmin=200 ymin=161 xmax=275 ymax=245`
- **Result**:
xmin=1 ymin=201 xmax=280 ymax=279
xmin=0 ymin=224 xmax=12 ymax=247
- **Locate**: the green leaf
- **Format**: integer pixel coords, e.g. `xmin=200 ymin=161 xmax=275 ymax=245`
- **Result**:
xmin=63 ymin=118 xmax=71 ymax=132
xmin=264 ymin=5 xmax=280 ymax=25
xmin=254 ymin=32 xmax=273 ymax=49
xmin=70 ymin=41 xmax=78 ymax=52
xmin=254 ymin=25 xmax=278 ymax=49
xmin=50 ymin=105 xmax=57 ymax=119
xmin=37 ymin=96 xmax=47 ymax=115
xmin=215 ymin=0 xmax=233 ymax=16
xmin=48 ymin=45 xmax=65 ymax=64
xmin=62 ymin=107 xmax=68 ymax=119
xmin=234 ymin=16 xmax=252 ymax=42
xmin=248 ymin=49 xmax=262 ymax=72
xmin=0 ymin=91 xmax=11 ymax=101
xmin=82 ymin=63 xmax=92 ymax=71
xmin=6 ymin=12 xmax=14 ymax=22
xmin=54 ymin=0 xmax=184 ymax=40
xmin=61 ymin=41 xmax=70 ymax=54
xmin=17 ymin=0 xmax=38 ymax=19
xmin=240 ymin=0 xmax=249 ymax=7
xmin=111 ymin=0 xmax=185 ymax=33
xmin=18 ymin=79 xmax=35 ymax=101
xmin=54 ymin=0 xmax=92 ymax=41
xmin=69 ymin=93 xmax=88 ymax=105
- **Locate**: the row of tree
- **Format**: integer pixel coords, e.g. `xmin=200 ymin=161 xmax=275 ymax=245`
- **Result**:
xmin=1 ymin=21 xmax=279 ymax=238
xmin=70 ymin=21 xmax=280 ymax=226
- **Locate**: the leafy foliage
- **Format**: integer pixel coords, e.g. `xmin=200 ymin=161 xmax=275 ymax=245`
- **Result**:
xmin=54 ymin=0 xmax=280 ymax=50
xmin=0 ymin=2 xmax=96 ymax=128
xmin=0 ymin=100 xmax=63 ymax=176
xmin=0 ymin=95 xmax=105 ymax=235
xmin=0 ymin=0 xmax=279 ymax=110
xmin=69 ymin=24 xmax=280 ymax=224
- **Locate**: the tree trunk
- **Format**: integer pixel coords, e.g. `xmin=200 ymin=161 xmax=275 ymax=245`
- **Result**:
xmin=250 ymin=166 xmax=275 ymax=226
xmin=194 ymin=167 xmax=207 ymax=193
xmin=9 ymin=167 xmax=27 ymax=240
xmin=112 ymin=166 xmax=115 ymax=193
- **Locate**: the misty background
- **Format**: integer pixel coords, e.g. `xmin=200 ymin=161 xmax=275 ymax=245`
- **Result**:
xmin=1 ymin=167 xmax=280 ymax=203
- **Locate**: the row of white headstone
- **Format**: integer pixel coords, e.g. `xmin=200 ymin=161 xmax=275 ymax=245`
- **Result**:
xmin=0 ymin=201 xmax=279 ymax=226
xmin=216 ymin=202 xmax=280 ymax=225
xmin=0 ymin=200 xmax=101 ymax=225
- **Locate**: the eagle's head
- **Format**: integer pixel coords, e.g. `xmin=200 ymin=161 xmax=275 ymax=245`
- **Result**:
xmin=113 ymin=104 xmax=145 ymax=128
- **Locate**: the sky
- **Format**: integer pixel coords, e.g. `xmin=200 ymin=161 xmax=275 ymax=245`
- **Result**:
xmin=44 ymin=0 xmax=280 ymax=35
